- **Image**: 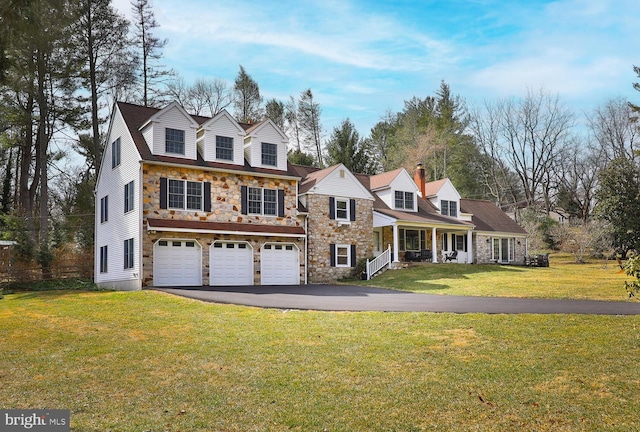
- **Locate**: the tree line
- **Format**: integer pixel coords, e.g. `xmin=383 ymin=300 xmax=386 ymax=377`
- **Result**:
xmin=0 ymin=0 xmax=639 ymax=274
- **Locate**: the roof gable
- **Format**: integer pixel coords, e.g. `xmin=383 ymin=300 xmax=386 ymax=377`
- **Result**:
xmin=200 ymin=109 xmax=246 ymax=134
xmin=301 ymin=164 xmax=374 ymax=200
xmin=245 ymin=119 xmax=288 ymax=142
xmin=141 ymin=101 xmax=200 ymax=130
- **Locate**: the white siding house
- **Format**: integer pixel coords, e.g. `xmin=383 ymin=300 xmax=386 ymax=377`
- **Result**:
xmin=94 ymin=104 xmax=144 ymax=290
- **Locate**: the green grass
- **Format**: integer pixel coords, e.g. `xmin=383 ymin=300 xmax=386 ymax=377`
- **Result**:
xmin=356 ymin=253 xmax=634 ymax=301
xmin=1 ymin=289 xmax=640 ymax=431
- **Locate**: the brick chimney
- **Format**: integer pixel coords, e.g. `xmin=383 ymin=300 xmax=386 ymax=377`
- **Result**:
xmin=414 ymin=163 xmax=426 ymax=199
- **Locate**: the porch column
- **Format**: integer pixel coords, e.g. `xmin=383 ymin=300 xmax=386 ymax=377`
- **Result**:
xmin=467 ymin=230 xmax=473 ymax=263
xmin=393 ymin=224 xmax=400 ymax=262
xmin=431 ymin=227 xmax=438 ymax=263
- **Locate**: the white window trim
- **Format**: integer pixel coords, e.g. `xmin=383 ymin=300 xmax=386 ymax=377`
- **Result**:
xmin=168 ymin=179 xmax=204 ymax=211
xmin=248 ymin=187 xmax=278 ymax=216
xmin=165 ymin=128 xmax=185 ymax=155
xmin=394 ymin=190 xmax=415 ymax=210
xmin=335 ymin=197 xmax=350 ymax=221
xmin=335 ymin=244 xmax=351 ymax=268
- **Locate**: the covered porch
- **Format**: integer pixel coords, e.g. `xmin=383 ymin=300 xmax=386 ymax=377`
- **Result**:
xmin=372 ymin=214 xmax=474 ymax=265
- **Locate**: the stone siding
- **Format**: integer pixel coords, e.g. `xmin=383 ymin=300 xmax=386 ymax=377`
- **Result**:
xmin=306 ymin=195 xmax=373 ymax=283
xmin=142 ymin=163 xmax=300 ymax=228
xmin=141 ymin=164 xmax=304 ymax=286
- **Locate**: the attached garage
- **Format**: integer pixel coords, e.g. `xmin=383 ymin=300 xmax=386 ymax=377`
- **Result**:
xmin=261 ymin=243 xmax=300 ymax=285
xmin=210 ymin=241 xmax=254 ymax=286
xmin=153 ymin=239 xmax=202 ymax=286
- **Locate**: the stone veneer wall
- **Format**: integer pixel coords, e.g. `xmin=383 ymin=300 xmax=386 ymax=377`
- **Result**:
xmin=142 ymin=164 xmax=300 ymax=227
xmin=141 ymin=163 xmax=304 ymax=286
xmin=306 ymin=194 xmax=373 ymax=283
xmin=473 ymin=233 xmax=528 ymax=264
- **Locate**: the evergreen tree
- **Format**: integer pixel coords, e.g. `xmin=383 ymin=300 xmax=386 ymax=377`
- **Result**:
xmin=594 ymin=157 xmax=640 ymax=254
xmin=325 ymin=119 xmax=378 ymax=174
xmin=233 ymin=65 xmax=263 ymax=123
xmin=298 ymin=89 xmax=323 ymax=166
xmin=131 ymin=0 xmax=172 ymax=107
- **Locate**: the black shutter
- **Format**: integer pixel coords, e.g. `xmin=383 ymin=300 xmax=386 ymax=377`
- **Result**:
xmin=349 ymin=199 xmax=356 ymax=221
xmin=204 ymin=182 xmax=211 ymax=212
xmin=350 ymin=244 xmax=356 ymax=267
xmin=329 ymin=197 xmax=335 ymax=219
xmin=278 ymin=189 xmax=285 ymax=217
xmin=330 ymin=244 xmax=336 ymax=267
xmin=241 ymin=186 xmax=248 ymax=215
xmin=160 ymin=177 xmax=167 ymax=209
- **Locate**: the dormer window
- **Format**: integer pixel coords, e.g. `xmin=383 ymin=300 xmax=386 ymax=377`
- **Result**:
xmin=216 ymin=135 xmax=233 ymax=161
xmin=394 ymin=191 xmax=414 ymax=210
xmin=441 ymin=200 xmax=458 ymax=217
xmin=261 ymin=142 xmax=277 ymax=166
xmin=165 ymin=128 xmax=185 ymax=155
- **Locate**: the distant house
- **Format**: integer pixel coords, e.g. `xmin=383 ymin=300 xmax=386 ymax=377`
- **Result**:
xmin=95 ymin=101 xmax=529 ymax=290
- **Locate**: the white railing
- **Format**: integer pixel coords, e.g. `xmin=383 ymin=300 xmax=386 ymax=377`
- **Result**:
xmin=366 ymin=244 xmax=392 ymax=280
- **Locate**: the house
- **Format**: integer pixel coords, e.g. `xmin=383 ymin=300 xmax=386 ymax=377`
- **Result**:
xmin=94 ymin=101 xmax=528 ymax=290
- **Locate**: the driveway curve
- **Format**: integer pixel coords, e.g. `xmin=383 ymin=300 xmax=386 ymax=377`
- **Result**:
xmin=155 ymin=285 xmax=640 ymax=315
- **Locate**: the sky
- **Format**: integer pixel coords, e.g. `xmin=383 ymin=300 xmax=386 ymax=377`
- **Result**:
xmin=112 ymin=0 xmax=640 ymax=136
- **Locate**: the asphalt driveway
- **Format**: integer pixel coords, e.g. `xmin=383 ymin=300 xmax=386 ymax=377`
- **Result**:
xmin=155 ymin=285 xmax=640 ymax=315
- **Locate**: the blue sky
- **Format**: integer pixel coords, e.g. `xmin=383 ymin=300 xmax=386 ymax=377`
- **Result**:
xmin=113 ymin=0 xmax=640 ymax=136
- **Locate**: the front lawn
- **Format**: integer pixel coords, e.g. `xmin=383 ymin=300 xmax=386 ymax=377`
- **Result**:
xmin=1 ymin=289 xmax=639 ymax=431
xmin=358 ymin=253 xmax=633 ymax=301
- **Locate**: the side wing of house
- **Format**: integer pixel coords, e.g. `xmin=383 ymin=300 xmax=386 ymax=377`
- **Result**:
xmin=301 ymin=164 xmax=375 ymax=283
xmin=94 ymin=104 xmax=144 ymax=290
xmin=460 ymin=199 xmax=529 ymax=264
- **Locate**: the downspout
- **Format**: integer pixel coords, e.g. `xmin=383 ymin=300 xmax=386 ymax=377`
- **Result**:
xmin=304 ymin=214 xmax=308 ymax=284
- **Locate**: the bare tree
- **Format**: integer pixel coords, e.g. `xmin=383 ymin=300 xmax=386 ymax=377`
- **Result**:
xmin=587 ymin=97 xmax=639 ymax=162
xmin=285 ymin=95 xmax=301 ymax=151
xmin=473 ymin=89 xmax=575 ymax=212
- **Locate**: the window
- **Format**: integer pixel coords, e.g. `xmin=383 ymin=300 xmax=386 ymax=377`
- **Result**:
xmin=165 ymin=128 xmax=185 ymax=154
xmin=441 ymin=200 xmax=458 ymax=217
xmin=168 ymin=179 xmax=203 ymax=210
xmin=336 ymin=198 xmax=348 ymax=220
xmin=100 ymin=196 xmax=108 ymax=223
xmin=124 ymin=181 xmax=134 ymax=213
xmin=248 ymin=187 xmax=277 ymax=216
xmin=100 ymin=246 xmax=108 ymax=273
xmin=394 ymin=191 xmax=414 ymax=210
xmin=111 ymin=138 xmax=121 ymax=168
xmin=453 ymin=234 xmax=467 ymax=252
xmin=261 ymin=142 xmax=277 ymax=166
xmin=336 ymin=245 xmax=350 ymax=267
xmin=216 ymin=135 xmax=233 ymax=160
xmin=399 ymin=229 xmax=427 ymax=251
xmin=124 ymin=238 xmax=134 ymax=269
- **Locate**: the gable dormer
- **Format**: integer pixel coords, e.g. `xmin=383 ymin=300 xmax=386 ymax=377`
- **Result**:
xmin=139 ymin=101 xmax=199 ymax=159
xmin=243 ymin=119 xmax=288 ymax=172
xmin=370 ymin=168 xmax=420 ymax=212
xmin=197 ymin=109 xmax=246 ymax=166
xmin=424 ymin=178 xmax=462 ymax=218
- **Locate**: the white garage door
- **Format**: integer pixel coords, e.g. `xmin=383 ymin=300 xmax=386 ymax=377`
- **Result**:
xmin=261 ymin=243 xmax=300 ymax=285
xmin=210 ymin=242 xmax=253 ymax=286
xmin=154 ymin=240 xmax=202 ymax=287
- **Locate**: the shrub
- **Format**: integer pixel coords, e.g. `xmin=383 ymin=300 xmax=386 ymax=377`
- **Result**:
xmin=624 ymin=252 xmax=640 ymax=298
